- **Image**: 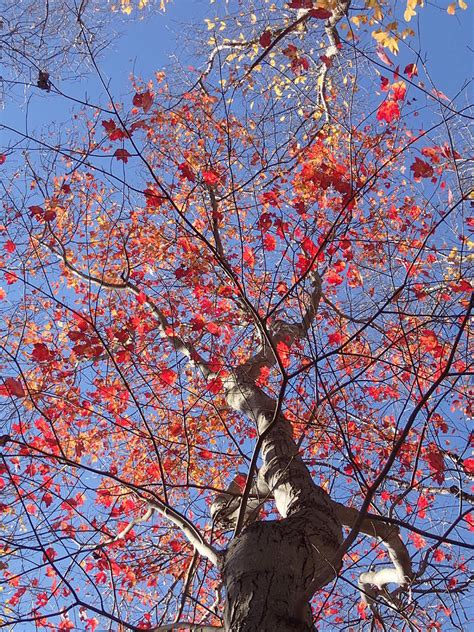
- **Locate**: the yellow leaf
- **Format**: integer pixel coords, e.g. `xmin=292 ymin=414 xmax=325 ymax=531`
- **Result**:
xmin=366 ymin=0 xmax=383 ymax=21
xmin=351 ymin=14 xmax=368 ymax=26
xmin=372 ymin=30 xmax=388 ymax=44
xmin=447 ymin=2 xmax=456 ymax=13
xmin=459 ymin=0 xmax=468 ymax=8
xmin=404 ymin=5 xmax=416 ymax=20
xmin=385 ymin=36 xmax=399 ymax=54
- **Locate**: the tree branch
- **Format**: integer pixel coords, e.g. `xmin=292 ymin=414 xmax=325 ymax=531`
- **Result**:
xmin=332 ymin=502 xmax=413 ymax=601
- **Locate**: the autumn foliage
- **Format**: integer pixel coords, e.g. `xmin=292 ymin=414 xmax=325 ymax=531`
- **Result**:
xmin=0 ymin=1 xmax=472 ymax=630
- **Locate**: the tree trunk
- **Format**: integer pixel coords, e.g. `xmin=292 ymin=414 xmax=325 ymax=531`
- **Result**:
xmin=220 ymin=503 xmax=342 ymax=631
xmin=216 ymin=360 xmax=344 ymax=630
xmin=220 ymin=373 xmax=343 ymax=631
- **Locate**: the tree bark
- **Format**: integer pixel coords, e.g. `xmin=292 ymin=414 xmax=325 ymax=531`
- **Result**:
xmin=220 ymin=504 xmax=342 ymax=631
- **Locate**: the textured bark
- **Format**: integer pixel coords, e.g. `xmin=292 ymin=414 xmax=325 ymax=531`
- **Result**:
xmin=220 ymin=514 xmax=338 ymax=632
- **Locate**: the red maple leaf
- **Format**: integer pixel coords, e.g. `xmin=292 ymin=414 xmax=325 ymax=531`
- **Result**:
xmin=425 ymin=444 xmax=445 ymax=484
xmin=410 ymin=157 xmax=434 ymax=180
xmin=392 ymin=82 xmax=406 ymax=102
xmin=133 ymin=90 xmax=154 ymax=113
xmin=114 ymin=149 xmax=131 ymax=163
xmin=377 ymin=99 xmax=400 ymax=123
xmin=160 ymin=369 xmax=177 ymax=386
xmin=202 ymin=170 xmax=220 ymax=186
xmin=409 ymin=532 xmax=426 ymax=549
xmin=0 ymin=154 xmax=6 ymax=165
xmin=144 ymin=187 xmax=165 ymax=209
xmin=243 ymin=247 xmax=255 ymax=267
xmin=404 ymin=63 xmax=418 ymax=79
xmin=31 ymin=343 xmax=56 ymax=363
xmin=259 ymin=30 xmax=272 ymax=48
xmin=326 ymin=270 xmax=344 ymax=286
xmin=178 ymin=163 xmax=196 ymax=182
xmin=288 ymin=0 xmax=313 ymax=7
xmin=29 ymin=205 xmax=56 ymax=222
xmin=309 ymin=8 xmax=332 ymax=18
xmin=463 ymin=457 xmax=474 ymax=474
xmin=328 ymin=331 xmax=343 ymax=345
xmin=102 ymin=119 xmax=126 ymax=141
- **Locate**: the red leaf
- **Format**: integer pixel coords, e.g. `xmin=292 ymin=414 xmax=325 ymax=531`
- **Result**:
xmin=199 ymin=449 xmax=213 ymax=459
xmin=0 ymin=154 xmax=6 ymax=165
xmin=243 ymin=247 xmax=255 ymax=268
xmin=326 ymin=270 xmax=344 ymax=286
xmin=85 ymin=618 xmax=99 ymax=632
xmin=392 ymin=81 xmax=406 ymax=102
xmin=136 ymin=291 xmax=147 ymax=305
xmin=277 ymin=340 xmax=290 ymax=368
xmin=377 ymin=99 xmax=400 ymax=123
xmin=206 ymin=322 xmax=221 ymax=336
xmin=42 ymin=492 xmax=54 ymax=507
xmin=425 ymin=444 xmax=445 ymax=484
xmin=320 ymin=55 xmax=332 ymax=68
xmin=168 ymin=539 xmax=181 ymax=553
xmin=328 ymin=331 xmax=343 ymax=345
xmin=102 ymin=119 xmax=126 ymax=141
xmin=380 ymin=76 xmax=390 ymax=91
xmin=202 ymin=170 xmax=220 ymax=186
xmin=259 ymin=30 xmax=272 ymax=48
xmin=29 ymin=205 xmax=56 ymax=222
xmin=2 ymin=377 xmax=25 ymax=398
xmin=160 ymin=369 xmax=177 ymax=386
xmin=309 ymin=8 xmax=332 ymax=19
xmin=31 ymin=343 xmax=55 ymax=363
xmin=42 ymin=547 xmax=57 ymax=562
xmin=410 ymin=157 xmax=434 ymax=180
xmin=404 ymin=63 xmax=418 ymax=79
xmin=4 ymin=240 xmax=16 ymax=253
xmin=144 ymin=188 xmax=165 ymax=209
xmin=207 ymin=377 xmax=223 ymax=394
xmin=263 ymin=234 xmax=276 ymax=251
xmin=450 ymin=279 xmax=473 ymax=293
xmin=133 ymin=90 xmax=154 ymax=113
xmin=4 ymin=272 xmax=17 ymax=285
xmin=114 ymin=149 xmax=130 ymax=163
xmin=409 ymin=532 xmax=426 ymax=549
xmin=463 ymin=457 xmax=474 ymax=474
xmin=178 ymin=162 xmax=196 ymax=182
xmin=288 ymin=0 xmax=313 ymax=7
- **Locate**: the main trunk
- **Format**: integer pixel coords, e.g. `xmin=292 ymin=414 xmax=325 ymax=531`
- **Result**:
xmin=220 ymin=504 xmax=342 ymax=631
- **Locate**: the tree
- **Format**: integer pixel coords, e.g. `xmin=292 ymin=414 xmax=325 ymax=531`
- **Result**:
xmin=0 ymin=0 xmax=472 ymax=630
